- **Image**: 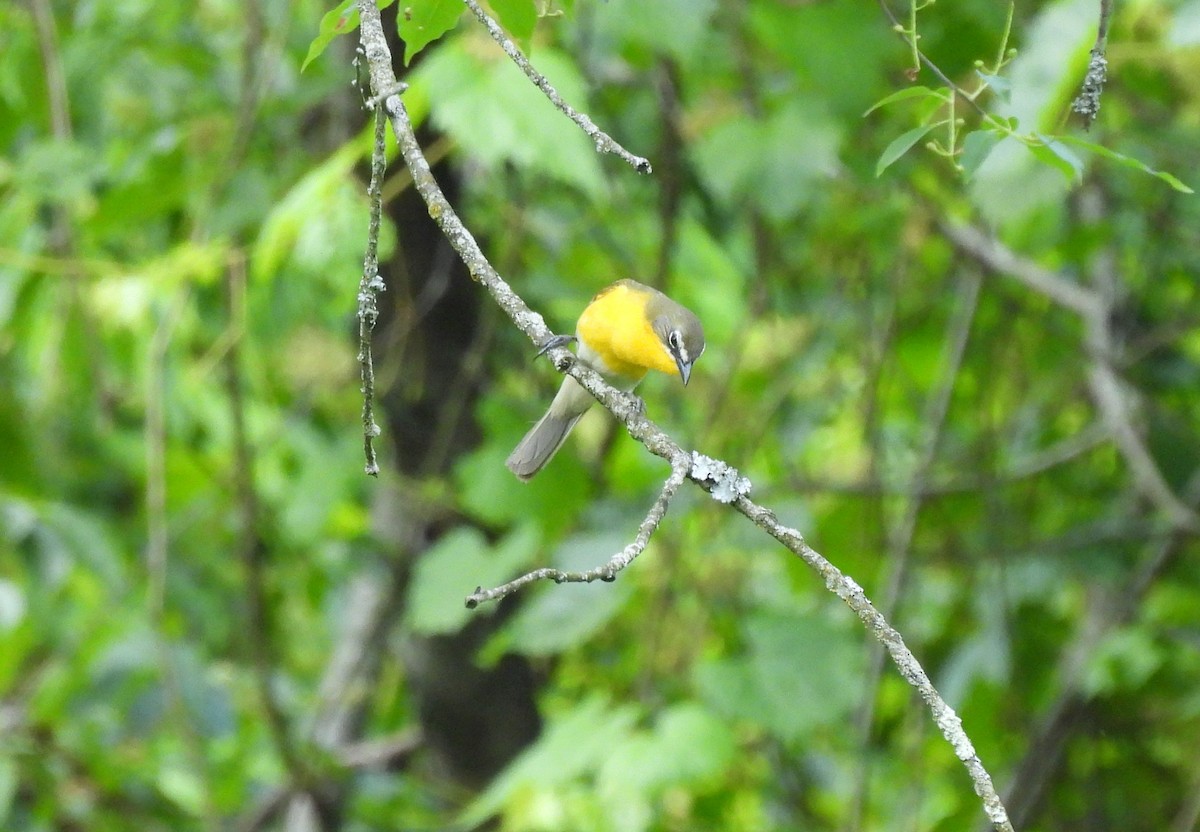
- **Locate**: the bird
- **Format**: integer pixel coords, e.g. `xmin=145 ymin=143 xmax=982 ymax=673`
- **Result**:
xmin=506 ymin=279 xmax=705 ymax=481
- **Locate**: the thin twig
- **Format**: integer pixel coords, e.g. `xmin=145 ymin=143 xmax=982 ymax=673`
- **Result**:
xmin=355 ymin=5 xmax=1013 ymax=827
xmin=31 ymin=0 xmax=71 ymax=141
xmin=365 ymin=82 xmax=408 ymax=111
xmin=1077 ymin=188 xmax=1199 ymax=533
xmin=358 ymin=106 xmax=388 ymax=476
xmin=460 ymin=0 xmax=652 ymax=174
xmin=877 ymin=0 xmax=991 ymax=120
xmin=466 ymin=454 xmax=689 ymax=607
xmin=336 ymin=727 xmax=424 ymax=769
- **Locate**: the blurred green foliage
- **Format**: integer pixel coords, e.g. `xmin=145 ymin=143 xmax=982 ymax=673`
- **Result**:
xmin=2 ymin=0 xmax=1200 ymax=831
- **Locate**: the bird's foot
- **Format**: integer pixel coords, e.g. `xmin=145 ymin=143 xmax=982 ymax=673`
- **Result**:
xmin=535 ymin=334 xmax=578 ymax=358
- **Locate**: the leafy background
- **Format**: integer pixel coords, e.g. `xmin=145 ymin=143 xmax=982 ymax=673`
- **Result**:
xmin=2 ymin=0 xmax=1200 ymax=830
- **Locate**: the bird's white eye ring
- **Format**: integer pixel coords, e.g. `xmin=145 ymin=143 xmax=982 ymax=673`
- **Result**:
xmin=668 ymin=330 xmax=681 ymax=350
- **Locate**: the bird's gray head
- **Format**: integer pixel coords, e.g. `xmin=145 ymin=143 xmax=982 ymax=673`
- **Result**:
xmin=652 ymin=303 xmax=705 ymax=386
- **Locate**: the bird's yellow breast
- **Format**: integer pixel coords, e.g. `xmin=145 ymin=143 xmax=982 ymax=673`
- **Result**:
xmin=576 ymin=282 xmax=678 ymax=380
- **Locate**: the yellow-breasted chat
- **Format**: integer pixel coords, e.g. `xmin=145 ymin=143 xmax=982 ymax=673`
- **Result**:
xmin=506 ymin=279 xmax=705 ymax=481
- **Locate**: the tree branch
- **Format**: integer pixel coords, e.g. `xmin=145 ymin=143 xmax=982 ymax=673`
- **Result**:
xmin=461 ymin=0 xmax=652 ymax=174
xmin=466 ymin=453 xmax=690 ymax=607
xmin=358 ymin=105 xmax=388 ymax=476
xmin=732 ymin=496 xmax=1013 ymax=831
xmin=355 ymin=5 xmax=1012 ymax=828
xmin=1071 ymin=0 xmax=1112 ymax=128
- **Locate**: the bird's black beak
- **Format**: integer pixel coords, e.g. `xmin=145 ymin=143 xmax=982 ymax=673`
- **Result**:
xmin=676 ymin=356 xmax=692 ymax=386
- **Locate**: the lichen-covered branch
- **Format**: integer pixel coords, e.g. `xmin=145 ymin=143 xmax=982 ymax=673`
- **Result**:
xmin=357 ymin=106 xmax=387 ymax=476
xmin=732 ymin=496 xmax=1013 ymax=831
xmin=355 ymin=4 xmax=1012 ymax=827
xmin=1072 ymin=0 xmax=1113 ymax=128
xmin=466 ymin=454 xmax=690 ymax=608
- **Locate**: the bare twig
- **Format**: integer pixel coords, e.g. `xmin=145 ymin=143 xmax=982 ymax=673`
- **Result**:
xmin=365 ymin=82 xmax=408 ymax=111
xmin=1086 ymin=358 xmax=1199 ymax=531
xmin=282 ymin=573 xmax=396 ymax=831
xmin=1078 ymin=189 xmax=1200 ymax=533
xmin=652 ymin=59 xmax=684 ymax=287
xmin=31 ymin=0 xmax=71 ymax=141
xmin=466 ymin=454 xmax=690 ymax=607
xmin=336 ymin=727 xmax=423 ymax=769
xmin=460 ymin=0 xmax=652 ymax=174
xmin=358 ymin=106 xmax=387 ymax=476
xmin=877 ymin=0 xmax=992 ymax=120
xmin=355 ymin=6 xmax=1013 ymax=827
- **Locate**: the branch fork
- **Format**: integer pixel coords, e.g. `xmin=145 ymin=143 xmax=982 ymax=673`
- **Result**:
xmin=354 ymin=3 xmax=1013 ymax=827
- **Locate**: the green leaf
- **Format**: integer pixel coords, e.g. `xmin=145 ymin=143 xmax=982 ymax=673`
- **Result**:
xmin=459 ymin=697 xmax=639 ymax=827
xmin=975 ymin=69 xmax=1011 ymax=100
xmin=413 ymin=42 xmax=607 ymax=195
xmin=694 ymin=611 xmax=863 ymax=743
xmin=690 ymin=99 xmax=842 ymax=220
xmin=863 ymin=85 xmax=936 ymax=116
xmin=597 ymin=704 xmax=737 ymax=798
xmin=406 ymin=526 xmax=540 ymax=634
xmin=302 ymin=0 xmax=359 ymax=72
xmin=302 ymin=0 xmax=396 ymax=70
xmin=398 ymin=0 xmax=464 ymax=65
xmin=1026 ymin=132 xmax=1083 ymax=183
xmin=486 ymin=0 xmax=538 ymax=43
xmin=875 ymin=123 xmax=936 ymax=177
xmin=959 ymin=129 xmax=1004 ymax=179
xmin=253 ymin=138 xmax=363 ymax=282
xmin=1058 ymin=135 xmax=1194 ymax=194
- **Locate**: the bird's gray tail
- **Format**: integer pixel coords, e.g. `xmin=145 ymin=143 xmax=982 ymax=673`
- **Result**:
xmin=505 ymin=410 xmax=584 ymax=481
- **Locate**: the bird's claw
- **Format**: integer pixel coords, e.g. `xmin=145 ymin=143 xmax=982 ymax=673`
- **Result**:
xmin=535 ymin=334 xmax=578 ymax=359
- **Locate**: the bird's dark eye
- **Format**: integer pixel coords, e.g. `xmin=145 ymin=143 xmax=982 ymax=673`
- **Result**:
xmin=668 ymin=331 xmax=680 ymax=350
